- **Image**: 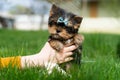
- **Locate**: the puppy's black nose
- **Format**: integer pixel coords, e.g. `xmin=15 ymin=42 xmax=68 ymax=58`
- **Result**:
xmin=56 ymin=29 xmax=61 ymax=33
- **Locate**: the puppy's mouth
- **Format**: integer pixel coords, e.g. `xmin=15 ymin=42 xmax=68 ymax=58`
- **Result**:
xmin=53 ymin=34 xmax=61 ymax=39
xmin=50 ymin=34 xmax=63 ymax=40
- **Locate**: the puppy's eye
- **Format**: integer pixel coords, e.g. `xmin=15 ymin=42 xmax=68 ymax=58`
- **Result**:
xmin=48 ymin=21 xmax=52 ymax=26
xmin=67 ymin=27 xmax=73 ymax=33
xmin=67 ymin=27 xmax=78 ymax=33
xmin=48 ymin=21 xmax=57 ymax=26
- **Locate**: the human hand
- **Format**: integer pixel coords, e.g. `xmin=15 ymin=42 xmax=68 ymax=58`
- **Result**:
xmin=38 ymin=42 xmax=77 ymax=66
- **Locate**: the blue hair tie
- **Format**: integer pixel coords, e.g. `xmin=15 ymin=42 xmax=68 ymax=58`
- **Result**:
xmin=63 ymin=19 xmax=68 ymax=26
xmin=57 ymin=17 xmax=68 ymax=26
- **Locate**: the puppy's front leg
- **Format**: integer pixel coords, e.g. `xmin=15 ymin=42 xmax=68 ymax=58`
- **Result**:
xmin=49 ymin=40 xmax=64 ymax=52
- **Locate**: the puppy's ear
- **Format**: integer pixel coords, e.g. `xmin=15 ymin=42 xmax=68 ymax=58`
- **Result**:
xmin=73 ymin=16 xmax=83 ymax=29
xmin=50 ymin=4 xmax=59 ymax=16
xmin=50 ymin=4 xmax=64 ymax=17
xmin=74 ymin=16 xmax=83 ymax=24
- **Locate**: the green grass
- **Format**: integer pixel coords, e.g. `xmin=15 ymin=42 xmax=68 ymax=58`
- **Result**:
xmin=0 ymin=29 xmax=120 ymax=80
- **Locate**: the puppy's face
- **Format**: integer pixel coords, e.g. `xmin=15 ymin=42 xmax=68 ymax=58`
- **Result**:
xmin=48 ymin=4 xmax=83 ymax=40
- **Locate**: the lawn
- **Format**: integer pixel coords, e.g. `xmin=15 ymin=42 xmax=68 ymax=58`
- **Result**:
xmin=0 ymin=29 xmax=120 ymax=80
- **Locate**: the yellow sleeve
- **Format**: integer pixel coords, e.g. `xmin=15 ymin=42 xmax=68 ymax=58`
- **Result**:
xmin=0 ymin=56 xmax=21 ymax=68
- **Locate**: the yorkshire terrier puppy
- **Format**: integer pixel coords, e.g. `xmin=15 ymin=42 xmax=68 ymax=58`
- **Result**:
xmin=48 ymin=4 xmax=84 ymax=71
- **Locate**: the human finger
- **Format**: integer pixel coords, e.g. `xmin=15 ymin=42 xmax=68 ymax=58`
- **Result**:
xmin=62 ymin=52 xmax=73 ymax=58
xmin=59 ymin=57 xmax=73 ymax=64
xmin=63 ymin=45 xmax=77 ymax=53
